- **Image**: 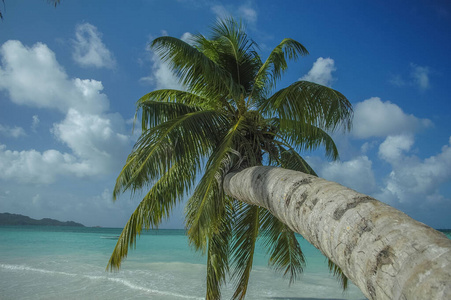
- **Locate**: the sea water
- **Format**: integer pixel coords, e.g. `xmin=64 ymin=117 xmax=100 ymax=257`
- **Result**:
xmin=4 ymin=227 xmax=447 ymax=299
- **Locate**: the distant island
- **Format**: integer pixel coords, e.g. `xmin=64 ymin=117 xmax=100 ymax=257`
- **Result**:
xmin=0 ymin=212 xmax=85 ymax=227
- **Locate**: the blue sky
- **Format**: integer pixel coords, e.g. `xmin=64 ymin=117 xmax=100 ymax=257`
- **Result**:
xmin=0 ymin=0 xmax=450 ymax=228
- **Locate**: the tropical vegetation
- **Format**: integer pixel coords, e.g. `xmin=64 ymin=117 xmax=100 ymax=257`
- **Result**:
xmin=108 ymin=19 xmax=353 ymax=299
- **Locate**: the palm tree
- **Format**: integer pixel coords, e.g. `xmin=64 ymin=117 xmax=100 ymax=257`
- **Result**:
xmin=108 ymin=18 xmax=353 ymax=299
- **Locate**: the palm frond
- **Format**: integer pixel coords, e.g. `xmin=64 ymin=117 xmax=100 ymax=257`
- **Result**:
xmin=137 ymin=99 xmax=200 ymax=130
xmin=186 ymin=116 xmax=246 ymax=251
xmin=260 ymin=209 xmax=305 ymax=284
xmin=261 ymin=81 xmax=353 ymax=132
xmin=274 ymin=118 xmax=340 ymax=160
xmin=138 ymin=89 xmax=225 ymax=113
xmin=230 ymin=203 xmax=260 ymax=300
xmin=208 ymin=18 xmax=260 ymax=94
xmin=113 ymin=110 xmax=227 ymax=199
xmin=328 ymin=258 xmax=349 ymax=290
xmin=251 ymin=38 xmax=308 ymax=102
xmin=151 ymin=36 xmax=242 ymax=103
xmin=206 ymin=197 xmax=234 ymax=300
xmin=108 ymin=162 xmax=193 ymax=270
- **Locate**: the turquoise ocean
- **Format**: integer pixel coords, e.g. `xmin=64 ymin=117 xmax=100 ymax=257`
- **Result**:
xmin=2 ymin=226 xmax=448 ymax=300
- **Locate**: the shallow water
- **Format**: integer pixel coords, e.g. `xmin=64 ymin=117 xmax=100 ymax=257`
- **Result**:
xmin=0 ymin=226 xmax=375 ymax=299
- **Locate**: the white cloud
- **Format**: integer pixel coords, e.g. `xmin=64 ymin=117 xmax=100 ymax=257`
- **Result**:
xmin=0 ymin=145 xmax=86 ymax=184
xmin=238 ymin=5 xmax=258 ymax=24
xmin=352 ymin=97 xmax=432 ymax=139
xmin=378 ymin=134 xmax=414 ymax=163
xmin=0 ymin=40 xmax=109 ymax=114
xmin=389 ymin=74 xmax=406 ymax=87
xmin=211 ymin=3 xmax=257 ymax=24
xmin=0 ymin=110 xmax=131 ymax=185
xmin=31 ymin=115 xmax=40 ymax=131
xmin=312 ymin=156 xmax=377 ymax=195
xmin=180 ymin=32 xmax=194 ymax=44
xmin=389 ymin=63 xmax=431 ymax=91
xmin=376 ymin=136 xmax=451 ymax=204
xmin=300 ymin=57 xmax=336 ymax=87
xmin=211 ymin=5 xmax=230 ymax=19
xmin=52 ymin=109 xmax=130 ymax=174
xmin=360 ymin=140 xmax=378 ymax=154
xmin=410 ymin=63 xmax=430 ymax=90
xmin=72 ymin=23 xmax=116 ymax=69
xmin=0 ymin=40 xmax=132 ymax=185
xmin=0 ymin=124 xmax=26 ymax=138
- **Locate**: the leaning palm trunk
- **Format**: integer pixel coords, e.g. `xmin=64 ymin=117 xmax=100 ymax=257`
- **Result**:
xmin=224 ymin=166 xmax=451 ymax=300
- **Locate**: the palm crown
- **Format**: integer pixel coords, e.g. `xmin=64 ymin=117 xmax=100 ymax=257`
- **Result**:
xmin=108 ymin=19 xmax=353 ymax=299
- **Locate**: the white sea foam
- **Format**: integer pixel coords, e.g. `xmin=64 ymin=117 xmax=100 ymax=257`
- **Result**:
xmin=0 ymin=263 xmax=76 ymax=277
xmin=107 ymin=277 xmax=203 ymax=299
xmin=0 ymin=263 xmax=203 ymax=300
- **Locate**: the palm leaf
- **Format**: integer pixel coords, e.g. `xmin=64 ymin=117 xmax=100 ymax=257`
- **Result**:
xmin=260 ymin=209 xmax=305 ymax=284
xmin=251 ymin=38 xmax=308 ymax=104
xmin=328 ymin=258 xmax=349 ymax=290
xmin=208 ymin=18 xmax=260 ymax=95
xmin=108 ymin=161 xmax=194 ymax=270
xmin=151 ymin=36 xmax=242 ymax=103
xmin=137 ymin=99 xmax=200 ymax=130
xmin=274 ymin=118 xmax=340 ymax=160
xmin=261 ymin=81 xmax=353 ymax=132
xmin=113 ymin=110 xmax=227 ymax=199
xmin=206 ymin=196 xmax=234 ymax=300
xmin=186 ymin=116 xmax=247 ymax=250
xmin=230 ymin=203 xmax=260 ymax=300
xmin=138 ymin=89 xmax=225 ymax=112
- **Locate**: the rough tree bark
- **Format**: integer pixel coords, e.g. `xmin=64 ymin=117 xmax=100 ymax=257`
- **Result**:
xmin=223 ymin=166 xmax=451 ymax=300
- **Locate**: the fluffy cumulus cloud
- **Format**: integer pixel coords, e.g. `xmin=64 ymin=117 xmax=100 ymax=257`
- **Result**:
xmin=52 ymin=109 xmax=129 ymax=174
xmin=376 ymin=136 xmax=451 ymax=204
xmin=0 ymin=39 xmax=131 ymax=185
xmin=310 ymin=156 xmax=377 ymax=195
xmin=0 ymin=145 xmax=85 ymax=184
xmin=300 ymin=57 xmax=336 ymax=87
xmin=352 ymin=97 xmax=432 ymax=139
xmin=72 ymin=23 xmax=116 ymax=69
xmin=378 ymin=134 xmax=414 ymax=163
xmin=0 ymin=40 xmax=109 ymax=114
xmin=0 ymin=111 xmax=130 ymax=185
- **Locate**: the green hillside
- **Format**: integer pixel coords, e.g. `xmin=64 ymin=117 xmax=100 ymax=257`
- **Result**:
xmin=0 ymin=212 xmax=84 ymax=227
